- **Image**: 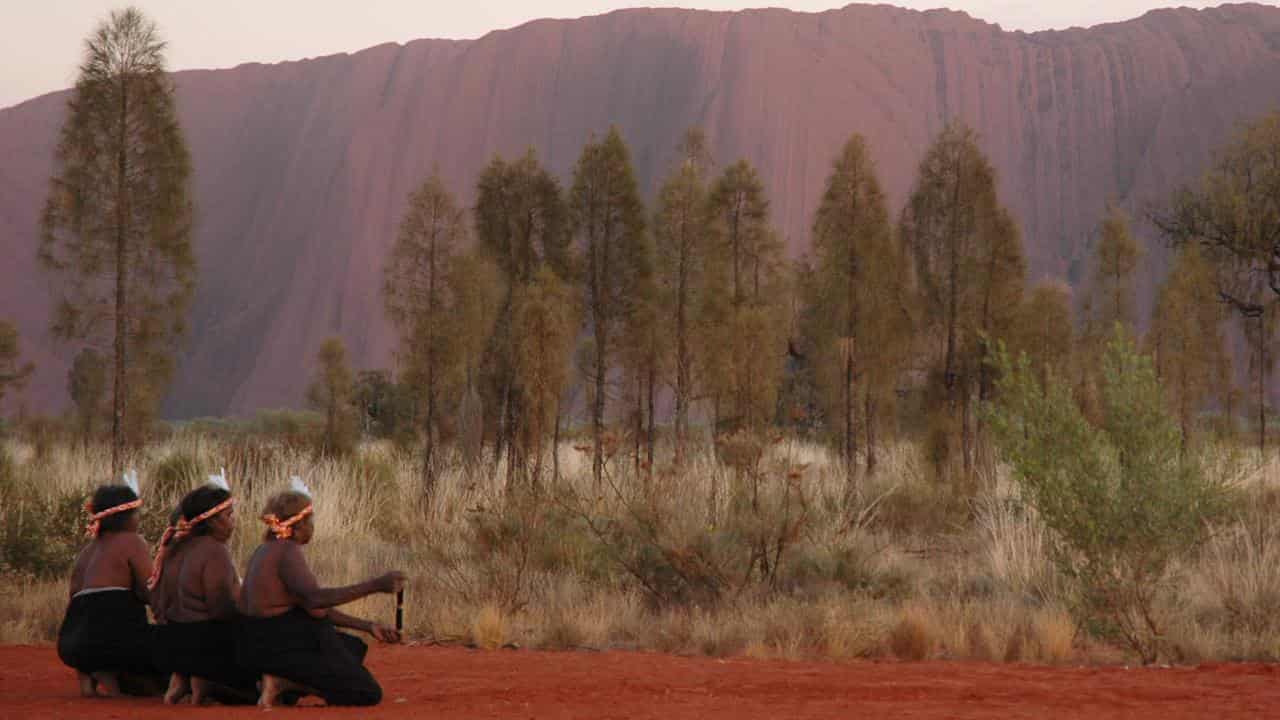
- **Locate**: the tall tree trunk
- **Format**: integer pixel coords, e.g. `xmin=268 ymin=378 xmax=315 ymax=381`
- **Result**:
xmin=111 ymin=76 xmax=130 ymax=477
xmin=646 ymin=358 xmax=656 ymax=474
xmin=844 ymin=222 xmax=858 ymax=484
xmin=943 ymin=150 xmax=964 ymax=484
xmin=961 ymin=382 xmax=973 ymax=481
xmin=865 ymin=387 xmax=877 ymax=476
xmin=591 ymin=240 xmax=607 ymax=487
xmin=675 ymin=249 xmax=689 ymax=464
xmin=423 ymin=367 xmax=436 ymax=498
xmin=634 ymin=372 xmax=643 ymax=478
xmin=506 ymin=390 xmax=521 ymax=487
xmin=423 ymin=230 xmax=437 ymax=497
xmin=1179 ymin=369 xmax=1190 ymax=454
xmin=552 ymin=396 xmax=562 ymax=484
xmin=844 ymin=349 xmax=855 ymax=480
xmin=1260 ymin=314 xmax=1267 ymax=454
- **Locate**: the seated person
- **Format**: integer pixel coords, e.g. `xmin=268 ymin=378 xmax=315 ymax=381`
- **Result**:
xmin=149 ymin=476 xmax=257 ymax=705
xmin=236 ymin=480 xmax=405 ymax=708
xmin=57 ymin=476 xmax=164 ymax=697
xmin=149 ymin=507 xmax=185 ymax=627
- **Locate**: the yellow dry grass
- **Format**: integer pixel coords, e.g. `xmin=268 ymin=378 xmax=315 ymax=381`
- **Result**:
xmin=0 ymin=434 xmax=1275 ymax=664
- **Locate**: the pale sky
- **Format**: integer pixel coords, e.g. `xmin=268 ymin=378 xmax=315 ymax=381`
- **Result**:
xmin=1 ymin=1 xmax=1240 ymax=109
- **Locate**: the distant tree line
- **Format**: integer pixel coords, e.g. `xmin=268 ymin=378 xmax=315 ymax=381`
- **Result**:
xmin=22 ymin=11 xmax=1280 ymax=492
xmin=364 ymin=113 xmax=1280 ymax=497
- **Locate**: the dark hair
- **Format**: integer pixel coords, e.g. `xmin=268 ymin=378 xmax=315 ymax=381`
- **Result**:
xmin=90 ymin=485 xmax=140 ymax=534
xmin=179 ymin=486 xmax=232 ymax=537
xmin=160 ymin=506 xmax=183 ymax=547
xmin=262 ymin=490 xmax=311 ymax=541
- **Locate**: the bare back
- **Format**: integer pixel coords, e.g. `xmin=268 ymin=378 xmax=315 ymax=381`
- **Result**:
xmin=238 ymin=540 xmax=307 ymax=618
xmin=69 ymin=531 xmax=152 ymax=600
xmin=170 ymin=536 xmax=240 ymax=623
xmin=149 ymin=540 xmax=186 ymax=623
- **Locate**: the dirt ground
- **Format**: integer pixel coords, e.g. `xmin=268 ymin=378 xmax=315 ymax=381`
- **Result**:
xmin=1 ymin=644 xmax=1277 ymax=719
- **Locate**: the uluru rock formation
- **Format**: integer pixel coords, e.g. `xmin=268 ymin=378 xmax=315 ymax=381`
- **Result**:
xmin=3 ymin=2 xmax=1280 ymax=417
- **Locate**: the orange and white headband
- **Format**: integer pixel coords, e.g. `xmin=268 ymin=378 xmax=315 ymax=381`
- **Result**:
xmin=85 ymin=470 xmax=142 ymax=538
xmin=261 ymin=476 xmax=314 ymax=540
xmin=147 ymin=470 xmax=236 ymax=591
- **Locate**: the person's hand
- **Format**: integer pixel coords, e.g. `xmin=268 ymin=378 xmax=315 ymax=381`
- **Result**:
xmin=375 ymin=571 xmax=407 ymax=594
xmin=370 ymin=623 xmax=402 ymax=644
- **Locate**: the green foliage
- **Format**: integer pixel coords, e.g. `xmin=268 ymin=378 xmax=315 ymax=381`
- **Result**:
xmin=1147 ymin=245 xmax=1230 ymax=447
xmin=1010 ymin=280 xmax=1074 ymax=392
xmin=986 ymin=328 xmax=1235 ymax=663
xmin=384 ymin=173 xmax=477 ymax=488
xmin=443 ymin=250 xmax=503 ymax=465
xmin=351 ymin=370 xmax=416 ymax=444
xmin=67 ymin=347 xmax=107 ymax=445
xmin=702 ymin=160 xmax=789 ymax=433
xmin=0 ymin=452 xmax=84 ymax=579
xmin=38 ymin=8 xmax=195 ymax=465
xmin=475 ymin=149 xmax=572 ymax=481
xmin=653 ymin=128 xmax=715 ymax=455
xmin=570 ymin=127 xmax=647 ymax=484
xmin=900 ymin=123 xmax=1026 ymax=480
xmin=510 ymin=267 xmax=577 ymax=484
xmin=1087 ymin=204 xmax=1143 ymax=334
xmin=1155 ymin=111 xmax=1280 ymax=318
xmin=802 ymin=134 xmax=911 ymax=475
xmin=0 ymin=320 xmax=35 ymax=412
xmin=150 ymin=450 xmax=201 ymax=501
xmin=306 ymin=337 xmax=359 ymax=457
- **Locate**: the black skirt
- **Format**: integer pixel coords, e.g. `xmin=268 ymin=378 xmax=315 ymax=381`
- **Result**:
xmin=56 ymin=589 xmax=163 ymax=692
xmin=153 ymin=618 xmax=258 ymax=704
xmin=235 ymin=608 xmax=381 ymax=706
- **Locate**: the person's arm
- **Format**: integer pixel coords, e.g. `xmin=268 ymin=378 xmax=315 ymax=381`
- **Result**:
xmin=325 ymin=608 xmax=371 ymax=632
xmin=126 ymin=534 xmax=154 ymax=602
xmin=326 ymin=608 xmax=402 ymax=644
xmin=203 ymin=546 xmax=240 ymax=620
xmin=276 ymin=543 xmax=401 ymax=610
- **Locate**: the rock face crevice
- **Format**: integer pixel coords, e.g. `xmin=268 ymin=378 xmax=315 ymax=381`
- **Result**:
xmin=2 ymin=3 xmax=1278 ymax=417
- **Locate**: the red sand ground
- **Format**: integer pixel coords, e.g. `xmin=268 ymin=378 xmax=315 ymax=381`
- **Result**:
xmin=1 ymin=644 xmax=1276 ymax=719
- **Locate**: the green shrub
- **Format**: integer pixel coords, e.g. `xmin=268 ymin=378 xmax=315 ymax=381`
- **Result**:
xmin=986 ymin=328 xmax=1235 ymax=663
xmin=0 ymin=487 xmax=84 ymax=579
xmin=151 ymin=451 xmax=201 ymax=500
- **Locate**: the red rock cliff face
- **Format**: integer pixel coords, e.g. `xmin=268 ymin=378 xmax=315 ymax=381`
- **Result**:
xmin=3 ymin=3 xmax=1280 ymax=417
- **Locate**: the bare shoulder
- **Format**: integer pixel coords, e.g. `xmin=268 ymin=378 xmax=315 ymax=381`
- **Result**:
xmin=245 ymin=541 xmax=287 ymax=570
xmin=97 ymin=531 xmax=148 ymax=561
xmin=110 ymin=531 xmax=149 ymax=553
xmin=274 ymin=540 xmax=305 ymax=561
xmin=194 ymin=537 xmax=235 ymax=566
xmin=186 ymin=535 xmax=217 ymax=556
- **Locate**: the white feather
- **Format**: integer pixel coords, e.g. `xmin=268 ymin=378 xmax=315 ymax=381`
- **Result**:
xmin=122 ymin=469 xmax=140 ymax=495
xmin=208 ymin=467 xmax=230 ymax=492
xmin=289 ymin=475 xmax=313 ymax=498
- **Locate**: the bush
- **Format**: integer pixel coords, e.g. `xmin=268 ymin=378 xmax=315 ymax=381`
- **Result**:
xmin=151 ymin=451 xmax=201 ymax=500
xmin=986 ymin=328 xmax=1235 ymax=663
xmin=0 ymin=486 xmax=84 ymax=580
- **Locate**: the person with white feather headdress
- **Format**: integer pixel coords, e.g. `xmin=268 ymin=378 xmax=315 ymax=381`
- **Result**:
xmin=148 ymin=469 xmax=258 ymax=705
xmin=235 ymin=477 xmax=405 ymax=708
xmin=57 ymin=470 xmax=165 ymax=698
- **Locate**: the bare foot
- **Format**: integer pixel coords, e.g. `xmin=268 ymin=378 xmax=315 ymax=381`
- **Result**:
xmin=163 ymin=673 xmax=190 ymax=705
xmin=77 ymin=672 xmax=97 ymax=698
xmin=91 ymin=672 xmax=121 ymax=697
xmin=258 ymin=674 xmax=286 ymax=708
xmin=258 ymin=675 xmax=312 ymax=708
xmin=190 ymin=676 xmax=212 ymax=706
